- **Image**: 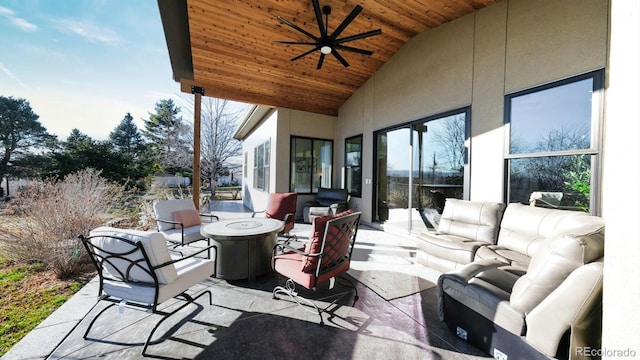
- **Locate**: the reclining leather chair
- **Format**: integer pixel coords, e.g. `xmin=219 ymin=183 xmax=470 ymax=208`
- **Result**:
xmin=302 ymin=187 xmax=350 ymax=223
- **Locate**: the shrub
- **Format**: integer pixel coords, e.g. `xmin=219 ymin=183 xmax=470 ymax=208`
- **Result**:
xmin=0 ymin=169 xmax=131 ymax=279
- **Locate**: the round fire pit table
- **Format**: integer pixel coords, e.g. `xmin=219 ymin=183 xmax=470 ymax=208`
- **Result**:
xmin=201 ymin=218 xmax=284 ymax=282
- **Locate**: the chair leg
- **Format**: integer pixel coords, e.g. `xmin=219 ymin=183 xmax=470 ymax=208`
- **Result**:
xmin=335 ymin=275 xmax=359 ymax=303
xmin=84 ymin=290 xmax=213 ymax=357
xmin=141 ymin=290 xmax=213 ymax=356
xmin=83 ymin=302 xmax=117 ymax=340
xmin=273 ymin=279 xmax=324 ymax=325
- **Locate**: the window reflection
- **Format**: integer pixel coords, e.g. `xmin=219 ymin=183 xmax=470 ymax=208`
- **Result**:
xmin=506 ymin=70 xmax=603 ymax=213
xmin=510 ymin=78 xmax=593 ymax=155
xmin=345 ymin=135 xmax=362 ymax=197
xmin=509 ymin=155 xmax=591 ymax=211
xmin=290 ymin=136 xmax=333 ymax=193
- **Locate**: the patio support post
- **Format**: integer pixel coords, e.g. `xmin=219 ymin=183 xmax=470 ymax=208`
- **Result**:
xmin=192 ymin=86 xmax=204 ymax=210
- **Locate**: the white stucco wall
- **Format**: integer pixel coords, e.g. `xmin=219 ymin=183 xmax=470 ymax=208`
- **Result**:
xmin=242 ymin=108 xmax=337 ymax=216
xmin=241 ymin=110 xmax=277 ymax=211
xmin=602 ymin=0 xmax=640 ymax=357
xmin=338 ymin=0 xmax=609 ymax=214
xmin=277 ymin=108 xmax=338 ymax=216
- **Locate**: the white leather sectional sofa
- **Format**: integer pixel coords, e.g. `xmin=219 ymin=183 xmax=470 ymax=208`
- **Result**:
xmin=415 ymin=199 xmax=605 ymax=360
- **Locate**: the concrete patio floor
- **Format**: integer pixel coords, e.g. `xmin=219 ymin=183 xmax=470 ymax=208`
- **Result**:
xmin=3 ymin=200 xmax=491 ymax=360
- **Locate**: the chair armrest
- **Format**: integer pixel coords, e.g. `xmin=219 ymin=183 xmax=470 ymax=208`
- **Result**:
xmin=272 ymin=241 xmax=320 ymax=258
xmin=154 ymin=217 xmax=181 ymax=228
xmin=200 ymin=213 xmax=219 ymax=222
xmin=153 ymin=244 xmax=218 ymax=269
xmin=283 ymin=212 xmax=295 ymax=223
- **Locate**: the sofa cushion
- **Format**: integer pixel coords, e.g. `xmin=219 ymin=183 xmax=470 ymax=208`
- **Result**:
xmin=417 ymin=233 xmax=488 ymax=267
xmin=436 ymin=199 xmax=506 ymax=244
xmin=474 ymin=245 xmax=532 ymax=271
xmin=509 ymin=226 xmax=604 ymax=314
xmin=497 ymin=203 xmax=604 ymax=258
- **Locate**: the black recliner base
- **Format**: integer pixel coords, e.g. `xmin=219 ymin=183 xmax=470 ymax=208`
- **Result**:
xmin=442 ymin=293 xmax=565 ymax=360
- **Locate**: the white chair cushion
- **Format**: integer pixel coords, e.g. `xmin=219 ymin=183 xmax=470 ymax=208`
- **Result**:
xmin=160 ymin=226 xmax=205 ymax=245
xmin=103 ymin=254 xmax=215 ymax=304
xmin=90 ymin=227 xmax=178 ymax=284
xmin=154 ymin=199 xmax=198 ymax=231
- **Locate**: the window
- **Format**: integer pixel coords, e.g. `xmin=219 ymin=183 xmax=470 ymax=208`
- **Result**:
xmin=243 ymin=152 xmax=248 ymax=178
xmin=290 ymin=136 xmax=333 ymax=193
xmin=253 ymin=139 xmax=270 ymax=191
xmin=345 ymin=135 xmax=362 ymax=197
xmin=505 ymin=70 xmax=603 ymax=213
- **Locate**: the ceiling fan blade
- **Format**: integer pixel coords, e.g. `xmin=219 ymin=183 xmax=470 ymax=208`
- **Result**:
xmin=332 ymin=50 xmax=350 ymax=67
xmin=335 ymin=29 xmax=382 ymax=44
xmin=277 ymin=16 xmax=318 ymax=41
xmin=317 ymin=53 xmax=326 ymax=69
xmin=312 ymin=0 xmax=327 ymax=38
xmin=330 ymin=5 xmax=362 ymax=40
xmin=335 ymin=44 xmax=373 ymax=55
xmin=273 ymin=41 xmax=318 ymax=45
xmin=291 ymin=47 xmax=320 ymax=61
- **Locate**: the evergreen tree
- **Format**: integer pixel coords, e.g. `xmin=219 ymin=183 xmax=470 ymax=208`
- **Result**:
xmin=142 ymin=99 xmax=191 ymax=173
xmin=109 ymin=112 xmax=145 ymax=156
xmin=0 ymin=96 xmax=55 ymax=196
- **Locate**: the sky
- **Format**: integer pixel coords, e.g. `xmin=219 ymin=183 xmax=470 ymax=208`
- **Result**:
xmin=0 ymin=0 xmax=186 ymax=140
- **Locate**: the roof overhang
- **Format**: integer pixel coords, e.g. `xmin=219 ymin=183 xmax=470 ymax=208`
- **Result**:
xmin=158 ymin=0 xmax=502 ymax=116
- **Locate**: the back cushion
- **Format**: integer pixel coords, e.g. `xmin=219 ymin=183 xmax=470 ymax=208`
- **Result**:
xmin=172 ymin=209 xmax=202 ymax=229
xmin=266 ymin=192 xmax=297 ymax=221
xmin=509 ymin=226 xmax=604 ymax=314
xmin=436 ymin=199 xmax=506 ymax=244
xmin=316 ymin=188 xmax=348 ymax=206
xmin=498 ymin=203 xmax=605 ymax=256
xmin=89 ymin=227 xmax=178 ymax=284
xmin=302 ymin=209 xmax=354 ymax=273
xmin=154 ymin=199 xmax=197 ymax=231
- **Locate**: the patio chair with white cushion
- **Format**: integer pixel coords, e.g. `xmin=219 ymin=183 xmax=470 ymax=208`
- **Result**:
xmin=153 ymin=198 xmax=219 ymax=256
xmin=79 ymin=227 xmax=216 ymax=357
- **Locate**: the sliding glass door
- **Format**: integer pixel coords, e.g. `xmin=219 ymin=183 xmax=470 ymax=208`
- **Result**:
xmin=375 ymin=127 xmax=411 ymax=231
xmin=375 ymin=108 xmax=469 ymax=233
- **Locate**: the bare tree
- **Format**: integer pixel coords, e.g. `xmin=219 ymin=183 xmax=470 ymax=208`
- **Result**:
xmin=432 ymin=114 xmax=466 ymax=172
xmin=182 ymin=96 xmax=247 ymax=193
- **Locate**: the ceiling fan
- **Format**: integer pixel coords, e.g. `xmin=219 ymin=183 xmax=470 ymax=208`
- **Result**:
xmin=273 ymin=0 xmax=382 ymax=70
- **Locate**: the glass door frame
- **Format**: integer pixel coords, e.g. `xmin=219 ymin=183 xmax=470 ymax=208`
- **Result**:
xmin=372 ymin=106 xmax=471 ymax=233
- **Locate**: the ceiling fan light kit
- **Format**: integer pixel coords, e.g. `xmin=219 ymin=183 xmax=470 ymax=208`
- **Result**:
xmin=274 ymin=0 xmax=381 ymax=70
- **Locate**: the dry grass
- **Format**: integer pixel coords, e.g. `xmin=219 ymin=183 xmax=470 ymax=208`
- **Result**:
xmin=0 ymin=169 xmax=132 ymax=278
xmin=0 ymin=258 xmax=94 ymax=356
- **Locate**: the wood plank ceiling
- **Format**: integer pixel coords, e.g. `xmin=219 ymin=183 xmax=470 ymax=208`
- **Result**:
xmin=167 ymin=0 xmax=502 ymax=116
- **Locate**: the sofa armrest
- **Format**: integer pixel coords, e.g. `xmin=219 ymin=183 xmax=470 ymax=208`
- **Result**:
xmin=438 ymin=258 xmax=505 ymax=285
xmin=437 ymin=259 xmax=508 ymax=321
xmin=524 ymin=260 xmax=603 ymax=359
